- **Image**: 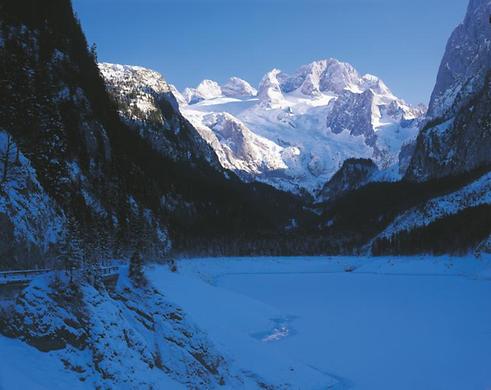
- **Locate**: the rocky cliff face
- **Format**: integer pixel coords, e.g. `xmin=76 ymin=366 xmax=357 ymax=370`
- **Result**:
xmin=99 ymin=63 xmax=220 ymax=167
xmin=0 ymin=132 xmax=64 ymax=268
xmin=407 ymin=78 xmax=491 ymax=181
xmin=406 ymin=0 xmax=491 ymax=181
xmin=319 ymin=0 xmax=491 ymax=254
xmin=427 ymin=0 xmax=491 ymax=120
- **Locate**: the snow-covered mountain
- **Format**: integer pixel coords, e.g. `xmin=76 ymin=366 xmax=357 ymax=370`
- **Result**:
xmin=99 ymin=63 xmax=221 ymax=166
xmin=179 ymin=59 xmax=425 ymax=194
xmin=357 ymin=0 xmax=491 ymax=254
xmin=182 ymin=77 xmax=257 ymax=105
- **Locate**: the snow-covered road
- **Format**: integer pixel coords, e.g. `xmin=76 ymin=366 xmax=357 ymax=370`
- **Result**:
xmin=149 ymin=256 xmax=491 ymax=390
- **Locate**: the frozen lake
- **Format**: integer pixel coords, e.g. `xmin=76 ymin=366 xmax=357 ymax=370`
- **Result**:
xmin=150 ymin=256 xmax=491 ymax=389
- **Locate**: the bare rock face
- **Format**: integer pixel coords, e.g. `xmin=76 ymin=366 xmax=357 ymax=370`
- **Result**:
xmin=0 ymin=2 xmax=177 ymax=264
xmin=427 ymin=0 xmax=491 ymax=120
xmin=276 ymin=59 xmax=363 ymax=96
xmin=406 ymin=0 xmax=491 ymax=181
xmin=398 ymin=141 xmax=417 ymax=176
xmin=326 ymin=89 xmax=378 ymax=142
xmin=408 ymin=79 xmax=491 ymax=181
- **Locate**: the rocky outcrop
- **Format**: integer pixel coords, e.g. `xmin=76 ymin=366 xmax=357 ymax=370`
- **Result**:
xmin=276 ymin=59 xmax=368 ymax=96
xmin=407 ymin=77 xmax=491 ymax=181
xmin=201 ymin=112 xmax=286 ymax=175
xmin=0 ymin=271 xmax=237 ymax=388
xmin=318 ymin=158 xmax=378 ymax=202
xmin=326 ymin=89 xmax=378 ymax=142
xmin=398 ymin=141 xmax=417 ymax=176
xmin=0 ymin=1 xmax=175 ymax=263
xmin=0 ymin=131 xmax=64 ymax=269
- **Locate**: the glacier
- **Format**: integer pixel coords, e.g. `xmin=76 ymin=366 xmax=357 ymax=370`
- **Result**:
xmin=179 ymin=59 xmax=425 ymax=195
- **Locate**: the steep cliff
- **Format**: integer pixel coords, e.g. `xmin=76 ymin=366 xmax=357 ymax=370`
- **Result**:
xmin=0 ymin=0 xmax=316 ymax=264
xmin=406 ymin=0 xmax=491 ymax=181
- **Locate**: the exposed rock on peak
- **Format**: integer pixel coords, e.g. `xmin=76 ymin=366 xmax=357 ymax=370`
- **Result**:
xmin=406 ymin=0 xmax=491 ymax=181
xmin=99 ymin=63 xmax=220 ymax=165
xmin=179 ymin=59 xmax=423 ymax=195
xmin=427 ymin=0 xmax=491 ymax=120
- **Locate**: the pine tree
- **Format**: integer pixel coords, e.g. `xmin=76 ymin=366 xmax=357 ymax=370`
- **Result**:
xmin=83 ymin=227 xmax=101 ymax=286
xmin=129 ymin=247 xmax=145 ymax=287
xmin=97 ymin=221 xmax=112 ymax=266
xmin=57 ymin=216 xmax=85 ymax=282
xmin=0 ymin=133 xmax=16 ymax=185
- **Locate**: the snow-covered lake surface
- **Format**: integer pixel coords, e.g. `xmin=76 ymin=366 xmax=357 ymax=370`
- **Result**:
xmin=1 ymin=256 xmax=490 ymax=389
xmin=149 ymin=256 xmax=491 ymax=390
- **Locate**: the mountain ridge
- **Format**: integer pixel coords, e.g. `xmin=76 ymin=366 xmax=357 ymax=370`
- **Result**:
xmin=173 ymin=58 xmax=425 ymax=195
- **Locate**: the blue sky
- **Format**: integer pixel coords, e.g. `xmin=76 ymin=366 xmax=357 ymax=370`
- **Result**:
xmin=73 ymin=0 xmax=468 ymax=105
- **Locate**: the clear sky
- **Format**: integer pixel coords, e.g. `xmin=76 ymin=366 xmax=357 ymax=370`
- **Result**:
xmin=72 ymin=0 xmax=469 ymax=105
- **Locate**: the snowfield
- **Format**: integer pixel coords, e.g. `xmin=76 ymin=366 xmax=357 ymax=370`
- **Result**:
xmin=149 ymin=256 xmax=491 ymax=390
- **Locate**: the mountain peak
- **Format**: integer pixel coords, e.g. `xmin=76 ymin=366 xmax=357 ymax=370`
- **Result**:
xmin=427 ymin=0 xmax=491 ymax=119
xmin=222 ymin=77 xmax=257 ymax=98
xmin=258 ymin=58 xmax=394 ymax=99
xmin=179 ymin=58 xmax=423 ymax=194
xmin=406 ymin=0 xmax=491 ymax=181
xmin=99 ymin=62 xmax=173 ymax=94
xmin=257 ymin=69 xmax=285 ymax=107
xmin=182 ymin=79 xmax=222 ymax=104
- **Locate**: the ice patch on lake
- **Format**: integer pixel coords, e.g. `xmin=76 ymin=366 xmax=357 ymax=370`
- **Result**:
xmin=251 ymin=316 xmax=298 ymax=342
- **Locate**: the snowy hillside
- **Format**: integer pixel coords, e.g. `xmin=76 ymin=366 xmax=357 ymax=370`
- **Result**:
xmin=180 ymin=59 xmax=425 ymax=194
xmin=1 ymin=271 xmax=233 ymax=389
xmin=0 ymin=265 xmax=341 ymax=389
xmin=375 ymin=171 xmax=491 ymax=243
